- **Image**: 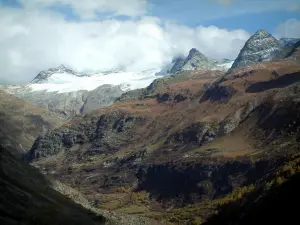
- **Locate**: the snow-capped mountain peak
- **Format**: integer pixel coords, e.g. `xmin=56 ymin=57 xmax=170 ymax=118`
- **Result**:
xmin=32 ymin=64 xmax=76 ymax=84
xmin=29 ymin=65 xmax=162 ymax=93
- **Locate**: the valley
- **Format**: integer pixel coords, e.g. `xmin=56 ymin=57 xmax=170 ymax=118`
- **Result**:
xmin=1 ymin=29 xmax=300 ymax=225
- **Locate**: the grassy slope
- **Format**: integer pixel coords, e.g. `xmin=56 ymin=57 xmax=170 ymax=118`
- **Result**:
xmin=0 ymin=145 xmax=107 ymax=225
xmin=0 ymin=90 xmax=63 ymax=155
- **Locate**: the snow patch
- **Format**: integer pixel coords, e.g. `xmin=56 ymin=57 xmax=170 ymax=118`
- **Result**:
xmin=216 ymin=61 xmax=234 ymax=70
xmin=29 ymin=69 xmax=162 ymax=93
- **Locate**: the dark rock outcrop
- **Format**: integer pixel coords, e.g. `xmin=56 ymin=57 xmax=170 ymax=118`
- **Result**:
xmin=156 ymin=93 xmax=171 ymax=103
xmin=199 ymin=84 xmax=237 ymax=103
xmin=136 ymin=159 xmax=273 ymax=204
xmin=174 ymin=94 xmax=187 ymax=102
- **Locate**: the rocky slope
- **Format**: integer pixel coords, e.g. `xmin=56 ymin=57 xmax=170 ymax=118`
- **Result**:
xmin=229 ymin=30 xmax=282 ymax=72
xmin=0 ymin=90 xmax=63 ymax=155
xmin=25 ymin=57 xmax=300 ymax=223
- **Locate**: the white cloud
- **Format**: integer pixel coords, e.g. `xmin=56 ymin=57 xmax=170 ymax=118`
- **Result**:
xmin=164 ymin=23 xmax=249 ymax=60
xmin=0 ymin=6 xmax=250 ymax=84
xmin=275 ymin=19 xmax=300 ymax=39
xmin=19 ymin=0 xmax=148 ymax=18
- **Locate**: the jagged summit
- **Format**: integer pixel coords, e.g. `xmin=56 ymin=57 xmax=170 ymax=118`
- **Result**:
xmin=31 ymin=64 xmax=82 ymax=84
xmin=188 ymin=48 xmax=207 ymax=58
xmin=186 ymin=48 xmax=209 ymax=62
xmin=252 ymin=29 xmax=272 ymax=39
xmin=162 ymin=48 xmax=233 ymax=74
xmin=229 ymin=29 xmax=282 ymax=71
xmin=180 ymin=48 xmax=214 ymax=71
xmin=31 ymin=64 xmax=124 ymax=84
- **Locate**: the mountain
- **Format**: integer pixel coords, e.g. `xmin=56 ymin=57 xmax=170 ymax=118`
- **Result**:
xmin=31 ymin=64 xmax=91 ymax=84
xmin=0 ymin=90 xmax=63 ymax=155
xmin=1 ymin=52 xmax=233 ymax=120
xmin=274 ymin=39 xmax=300 ymax=61
xmin=1 ymin=66 xmax=162 ymax=120
xmin=229 ymin=30 xmax=282 ymax=72
xmin=279 ymin=38 xmax=300 ymax=48
xmin=0 ymin=91 xmax=161 ymax=225
xmin=288 ymin=39 xmax=300 ymax=59
xmin=157 ymin=48 xmax=234 ymax=75
xmin=1 ymin=84 xmax=124 ymax=120
xmin=168 ymin=48 xmax=215 ymax=73
xmin=2 ymin=30 xmax=300 ymax=224
xmin=24 ymin=57 xmax=300 ymax=224
xmin=180 ymin=48 xmax=215 ymax=71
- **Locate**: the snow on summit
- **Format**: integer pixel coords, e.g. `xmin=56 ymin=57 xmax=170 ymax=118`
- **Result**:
xmin=29 ymin=65 xmax=162 ymax=93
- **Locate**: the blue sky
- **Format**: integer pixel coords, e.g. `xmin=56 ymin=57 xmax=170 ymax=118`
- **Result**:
xmin=148 ymin=0 xmax=300 ymax=33
xmin=0 ymin=0 xmax=300 ymax=83
xmin=2 ymin=0 xmax=300 ymax=33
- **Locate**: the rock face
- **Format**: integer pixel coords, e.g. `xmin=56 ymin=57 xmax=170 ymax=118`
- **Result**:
xmin=229 ymin=30 xmax=282 ymax=71
xmin=1 ymin=84 xmax=124 ymax=120
xmin=169 ymin=56 xmax=187 ymax=74
xmin=31 ymin=64 xmax=93 ymax=83
xmin=81 ymin=85 xmax=124 ymax=114
xmin=155 ymin=57 xmax=183 ymax=76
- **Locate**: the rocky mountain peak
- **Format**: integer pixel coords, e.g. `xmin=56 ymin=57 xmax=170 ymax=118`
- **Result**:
xmin=229 ymin=29 xmax=282 ymax=71
xmin=186 ymin=48 xmax=208 ymax=61
xmin=57 ymin=64 xmax=68 ymax=70
xmin=31 ymin=65 xmax=78 ymax=84
xmin=156 ymin=49 xmax=233 ymax=75
xmin=168 ymin=48 xmax=216 ymax=73
xmin=251 ymin=29 xmax=271 ymax=39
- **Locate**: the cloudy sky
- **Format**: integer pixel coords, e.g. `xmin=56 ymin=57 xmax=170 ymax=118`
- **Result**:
xmin=0 ymin=0 xmax=300 ymax=84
